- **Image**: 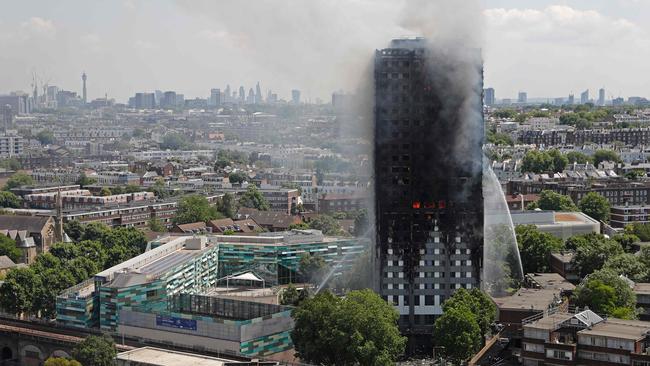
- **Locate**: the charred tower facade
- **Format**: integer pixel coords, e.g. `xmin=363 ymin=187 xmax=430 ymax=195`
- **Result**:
xmin=374 ymin=38 xmax=484 ymax=345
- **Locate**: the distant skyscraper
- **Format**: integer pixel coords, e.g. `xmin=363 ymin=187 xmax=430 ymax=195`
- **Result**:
xmin=161 ymin=91 xmax=177 ymax=109
xmin=238 ymin=86 xmax=245 ymax=103
xmin=224 ymin=85 xmax=231 ymax=103
xmin=291 ymin=89 xmax=301 ymax=105
xmin=580 ymin=89 xmax=589 ymax=104
xmin=374 ymin=38 xmax=483 ymax=346
xmin=154 ymin=90 xmax=163 ymax=107
xmin=598 ymin=88 xmax=605 ymax=106
xmin=568 ymin=94 xmax=575 ymax=105
xmin=209 ymin=88 xmax=221 ymax=107
xmin=484 ymin=87 xmax=495 ymax=106
xmin=3 ymin=104 xmax=13 ymax=132
xmin=247 ymin=88 xmax=255 ymax=104
xmin=134 ymin=92 xmax=155 ymax=109
xmin=517 ymin=91 xmax=527 ymax=104
xmin=81 ymin=72 xmax=87 ymax=104
xmin=255 ymin=82 xmax=263 ymax=104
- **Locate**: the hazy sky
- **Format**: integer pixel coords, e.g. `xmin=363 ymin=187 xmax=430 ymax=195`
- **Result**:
xmin=1 ymin=0 xmax=648 ymax=102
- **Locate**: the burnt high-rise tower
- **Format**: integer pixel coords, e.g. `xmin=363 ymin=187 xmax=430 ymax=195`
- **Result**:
xmin=374 ymin=38 xmax=484 ymax=345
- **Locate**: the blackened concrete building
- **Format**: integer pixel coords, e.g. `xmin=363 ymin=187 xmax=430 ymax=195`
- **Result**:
xmin=374 ymin=38 xmax=484 ymax=347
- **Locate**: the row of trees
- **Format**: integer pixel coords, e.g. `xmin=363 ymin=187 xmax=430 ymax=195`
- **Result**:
xmin=172 ymin=186 xmax=270 ymax=225
xmin=0 ymin=222 xmax=146 ymax=318
xmin=516 ymin=225 xmax=641 ymax=318
xmin=521 ymin=149 xmax=620 ymax=174
xmin=527 ymin=190 xmax=611 ymax=222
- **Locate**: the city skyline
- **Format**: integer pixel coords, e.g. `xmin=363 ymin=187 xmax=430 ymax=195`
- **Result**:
xmin=1 ymin=0 xmax=649 ymax=102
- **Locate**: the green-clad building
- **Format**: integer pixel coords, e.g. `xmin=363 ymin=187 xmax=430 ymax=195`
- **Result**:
xmin=56 ymin=230 xmax=366 ymax=357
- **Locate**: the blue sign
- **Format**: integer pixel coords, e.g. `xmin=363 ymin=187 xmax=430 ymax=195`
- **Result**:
xmin=156 ymin=315 xmax=197 ymax=331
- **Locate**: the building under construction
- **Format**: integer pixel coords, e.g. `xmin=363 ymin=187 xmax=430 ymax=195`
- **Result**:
xmin=374 ymin=38 xmax=484 ymax=349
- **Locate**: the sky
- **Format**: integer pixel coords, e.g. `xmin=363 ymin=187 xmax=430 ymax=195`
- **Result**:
xmin=0 ymin=0 xmax=648 ymax=102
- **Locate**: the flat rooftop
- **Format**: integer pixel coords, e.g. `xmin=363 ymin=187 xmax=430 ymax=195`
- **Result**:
xmin=580 ymin=319 xmax=650 ymax=341
xmin=526 ymin=273 xmax=576 ymax=291
xmin=525 ymin=312 xmax=574 ymax=331
xmin=492 ymin=288 xmax=561 ymax=311
xmin=116 ymin=347 xmax=249 ymax=366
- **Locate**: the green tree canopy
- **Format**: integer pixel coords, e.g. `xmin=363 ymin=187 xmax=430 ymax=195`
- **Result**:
xmin=0 ymin=235 xmax=20 ymax=262
xmin=298 ymin=254 xmax=329 ymax=284
xmin=530 ymin=190 xmax=577 ymax=211
xmin=218 ymin=192 xmax=238 ymax=218
xmin=603 ymin=253 xmax=648 ymax=282
xmin=433 ymin=306 xmax=482 ymax=363
xmin=227 ymin=171 xmax=248 ymax=184
xmin=148 ymin=218 xmax=167 ymax=232
xmin=291 ymin=290 xmax=406 ymax=366
xmin=571 ymin=234 xmax=623 ymax=277
xmin=521 ymin=150 xmax=553 ymax=173
xmin=308 ymin=215 xmax=344 ymax=236
xmin=574 ymin=269 xmax=636 ymax=319
xmin=173 ymin=195 xmax=222 ymax=224
xmin=0 ymin=191 xmax=21 ymax=208
xmin=44 ymin=357 xmax=82 ymax=366
xmin=71 ymin=335 xmax=117 ymax=366
xmin=565 ymin=151 xmax=592 ymax=164
xmin=548 ymin=149 xmax=569 ymax=173
xmin=160 ymin=133 xmax=193 ymax=150
xmin=442 ymin=288 xmax=497 ymax=339
xmin=36 ymin=130 xmax=55 ymax=145
xmin=76 ymin=173 xmax=97 ymax=187
xmin=516 ymin=225 xmax=564 ymax=273
xmin=238 ymin=185 xmax=270 ymax=211
xmin=579 ymin=192 xmax=610 ymax=222
xmin=0 ymin=267 xmax=41 ymax=315
xmin=593 ymin=149 xmax=621 ymax=166
xmin=3 ymin=172 xmax=33 ymax=191
xmin=279 ymin=283 xmax=308 ymax=306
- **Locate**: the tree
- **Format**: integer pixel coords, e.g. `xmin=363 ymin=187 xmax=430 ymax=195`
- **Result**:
xmin=36 ymin=130 xmax=55 ymax=145
xmin=0 ymin=158 xmax=22 ymax=171
xmin=0 ymin=235 xmax=20 ymax=262
xmin=291 ymin=290 xmax=406 ymax=366
xmin=288 ymin=222 xmax=310 ymax=230
xmin=44 ymin=358 xmax=82 ymax=366
xmin=531 ymin=190 xmax=577 ymax=211
xmin=604 ymin=253 xmax=648 ymax=282
xmin=516 ymin=225 xmax=564 ymax=273
xmin=442 ymin=288 xmax=497 ymax=339
xmin=521 ymin=150 xmax=553 ymax=173
xmin=239 ymin=185 xmax=270 ymax=211
xmin=574 ymin=269 xmax=636 ymax=319
xmin=3 ymin=172 xmax=33 ymax=191
xmin=298 ymin=254 xmax=329 ymax=284
xmin=353 ymin=209 xmax=369 ymax=237
xmin=228 ymin=171 xmax=248 ymax=184
xmin=632 ymin=223 xmax=650 ymax=242
xmin=548 ymin=149 xmax=568 ymax=173
xmin=572 ymin=234 xmax=623 ymax=277
xmin=625 ymin=169 xmax=646 ymax=180
xmin=71 ymin=335 xmax=117 ymax=366
xmin=565 ymin=151 xmax=592 ymax=164
xmin=64 ymin=221 xmax=85 ymax=241
xmin=218 ymin=192 xmax=238 ymax=218
xmin=279 ymin=283 xmax=308 ymax=306
xmin=433 ymin=306 xmax=481 ymax=363
xmin=579 ymin=192 xmax=610 ymax=222
xmin=593 ymin=149 xmax=621 ymax=166
xmin=0 ymin=267 xmax=41 ymax=315
xmin=160 ymin=133 xmax=192 ymax=150
xmin=76 ymin=173 xmax=97 ymax=187
xmin=99 ymin=187 xmax=112 ymax=196
xmin=173 ymin=195 xmax=222 ymax=224
xmin=0 ymin=191 xmax=21 ymax=208
xmin=612 ymin=233 xmax=640 ymax=252
xmin=308 ymin=215 xmax=344 ymax=236
xmin=148 ymin=218 xmax=167 ymax=232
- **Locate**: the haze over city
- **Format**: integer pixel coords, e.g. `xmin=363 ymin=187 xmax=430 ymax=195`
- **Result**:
xmin=1 ymin=0 xmax=649 ymax=101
